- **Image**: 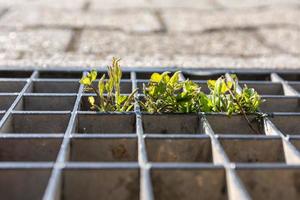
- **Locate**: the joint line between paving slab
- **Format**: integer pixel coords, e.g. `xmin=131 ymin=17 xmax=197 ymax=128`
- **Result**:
xmin=65 ymin=28 xmax=83 ymax=52
xmin=82 ymin=0 xmax=91 ymax=12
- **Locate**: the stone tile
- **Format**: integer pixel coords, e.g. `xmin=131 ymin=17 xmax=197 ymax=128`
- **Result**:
xmin=0 ymin=8 xmax=161 ymax=32
xmin=0 ymin=51 xmax=20 ymax=60
xmin=0 ymin=0 xmax=86 ymax=10
xmin=2 ymin=53 xmax=300 ymax=69
xmin=0 ymin=29 xmax=72 ymax=53
xmin=89 ymin=0 xmax=150 ymax=10
xmin=218 ymin=0 xmax=300 ymax=9
xmin=162 ymin=8 xmax=300 ymax=32
xmin=259 ymin=28 xmax=300 ymax=54
xmin=150 ymin=0 xmax=218 ymax=9
xmin=78 ymin=30 xmax=272 ymax=57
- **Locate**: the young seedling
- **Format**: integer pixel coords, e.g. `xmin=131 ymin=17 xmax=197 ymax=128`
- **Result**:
xmin=141 ymin=71 xmax=264 ymax=133
xmin=207 ymin=74 xmax=264 ymax=134
xmin=80 ymin=58 xmax=137 ymax=112
xmin=140 ymin=71 xmax=209 ymax=113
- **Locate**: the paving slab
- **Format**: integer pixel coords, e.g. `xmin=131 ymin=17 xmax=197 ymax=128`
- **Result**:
xmin=89 ymin=0 xmax=150 ymax=10
xmin=78 ymin=30 xmax=272 ymax=57
xmin=259 ymin=27 xmax=300 ymax=55
xmin=217 ymin=0 xmax=300 ymax=9
xmin=0 ymin=53 xmax=298 ymax=70
xmin=0 ymin=8 xmax=161 ymax=32
xmin=0 ymin=29 xmax=72 ymax=53
xmin=149 ymin=0 xmax=219 ymax=9
xmin=0 ymin=0 xmax=86 ymax=10
xmin=0 ymin=0 xmax=298 ymax=69
xmin=162 ymin=8 xmax=300 ymax=32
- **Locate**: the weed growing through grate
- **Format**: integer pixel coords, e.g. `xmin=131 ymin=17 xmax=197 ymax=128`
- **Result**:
xmin=141 ymin=72 xmax=265 ymax=134
xmin=80 ymin=58 xmax=137 ymax=112
xmin=206 ymin=74 xmax=265 ymax=134
xmin=81 ymin=58 xmax=264 ymax=134
xmin=140 ymin=71 xmax=209 ymax=113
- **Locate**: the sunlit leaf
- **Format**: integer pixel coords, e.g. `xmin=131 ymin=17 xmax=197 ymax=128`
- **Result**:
xmin=88 ymin=96 xmax=95 ymax=106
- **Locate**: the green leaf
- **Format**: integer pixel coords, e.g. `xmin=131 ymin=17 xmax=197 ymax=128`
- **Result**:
xmin=98 ymin=74 xmax=106 ymax=96
xmin=161 ymin=72 xmax=170 ymax=83
xmin=90 ymin=70 xmax=97 ymax=81
xmin=150 ymin=73 xmax=162 ymax=83
xmin=88 ymin=96 xmax=95 ymax=105
xmin=221 ymin=80 xmax=232 ymax=93
xmin=169 ymin=71 xmax=180 ymax=86
xmin=118 ymin=95 xmax=127 ymax=105
xmin=80 ymin=70 xmax=97 ymax=86
xmin=207 ymin=80 xmax=216 ymax=90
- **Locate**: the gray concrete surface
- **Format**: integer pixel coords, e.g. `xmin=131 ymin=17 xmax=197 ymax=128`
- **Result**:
xmin=0 ymin=0 xmax=299 ymax=69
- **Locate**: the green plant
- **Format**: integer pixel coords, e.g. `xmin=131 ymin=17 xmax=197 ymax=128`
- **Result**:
xmin=140 ymin=71 xmax=209 ymax=113
xmin=206 ymin=75 xmax=264 ymax=134
xmin=206 ymin=74 xmax=263 ymax=115
xmin=141 ymin=72 xmax=264 ymax=133
xmin=80 ymin=58 xmax=137 ymax=112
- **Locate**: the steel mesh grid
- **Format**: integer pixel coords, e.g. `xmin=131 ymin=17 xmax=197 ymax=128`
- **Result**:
xmin=0 ymin=69 xmax=299 ymax=200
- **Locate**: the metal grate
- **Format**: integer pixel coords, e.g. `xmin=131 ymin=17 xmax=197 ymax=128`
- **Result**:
xmin=0 ymin=69 xmax=300 ymax=200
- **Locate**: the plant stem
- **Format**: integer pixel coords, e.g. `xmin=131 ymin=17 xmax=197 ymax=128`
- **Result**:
xmin=225 ymin=81 xmax=261 ymax=134
xmin=90 ymin=85 xmax=103 ymax=111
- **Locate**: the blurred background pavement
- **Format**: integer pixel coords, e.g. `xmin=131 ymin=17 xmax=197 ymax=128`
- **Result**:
xmin=0 ymin=0 xmax=299 ymax=69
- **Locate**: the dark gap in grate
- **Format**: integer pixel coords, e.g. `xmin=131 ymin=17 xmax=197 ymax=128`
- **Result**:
xmin=269 ymin=114 xmax=300 ymax=135
xmin=75 ymin=113 xmax=136 ymax=134
xmin=38 ymin=71 xmax=83 ymax=79
xmin=62 ymin=168 xmax=140 ymax=200
xmin=0 ymin=112 xmax=4 ymax=121
xmin=278 ymin=73 xmax=300 ymax=81
xmin=219 ymin=137 xmax=285 ymax=163
xmin=145 ymin=137 xmax=212 ymax=162
xmin=0 ymin=71 xmax=33 ymax=78
xmin=260 ymin=97 xmax=300 ymax=112
xmin=70 ymin=138 xmax=138 ymax=162
xmin=290 ymin=138 xmax=300 ymax=152
xmin=0 ymin=95 xmax=17 ymax=110
xmin=234 ymin=73 xmax=271 ymax=81
xmin=237 ymin=168 xmax=300 ymax=200
xmin=15 ymin=95 xmax=76 ymax=111
xmin=142 ymin=114 xmax=202 ymax=134
xmin=206 ymin=115 xmax=265 ymax=135
xmin=182 ymin=72 xmax=224 ymax=80
xmin=240 ymin=81 xmax=284 ymax=96
xmin=151 ymin=168 xmax=227 ymax=200
xmin=26 ymin=81 xmax=80 ymax=93
xmin=194 ymin=81 xmax=210 ymax=94
xmin=0 ymin=113 xmax=70 ymax=133
xmin=0 ymin=81 xmax=26 ymax=93
xmin=0 ymin=138 xmax=62 ymax=161
xmin=289 ymin=82 xmax=300 ymax=93
xmin=0 ymin=168 xmax=52 ymax=200
xmin=135 ymin=72 xmax=157 ymax=80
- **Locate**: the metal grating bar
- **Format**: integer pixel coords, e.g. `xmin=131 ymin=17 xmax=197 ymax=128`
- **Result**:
xmin=0 ymin=69 xmax=298 ymax=200
xmin=132 ymin=71 xmax=154 ymax=200
xmin=42 ymin=71 xmax=85 ymax=200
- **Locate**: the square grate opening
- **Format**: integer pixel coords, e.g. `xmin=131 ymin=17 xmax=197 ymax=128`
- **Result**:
xmin=0 ymin=69 xmax=299 ymax=200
